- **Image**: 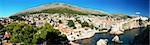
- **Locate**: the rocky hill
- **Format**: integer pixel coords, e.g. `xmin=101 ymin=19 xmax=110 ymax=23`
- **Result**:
xmin=14 ymin=3 xmax=107 ymax=16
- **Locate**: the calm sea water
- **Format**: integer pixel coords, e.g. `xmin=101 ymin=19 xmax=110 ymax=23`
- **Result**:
xmin=73 ymin=27 xmax=147 ymax=45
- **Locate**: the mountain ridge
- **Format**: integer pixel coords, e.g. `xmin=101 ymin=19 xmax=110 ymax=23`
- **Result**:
xmin=13 ymin=3 xmax=108 ymax=16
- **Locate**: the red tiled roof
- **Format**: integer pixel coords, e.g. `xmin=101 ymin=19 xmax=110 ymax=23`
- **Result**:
xmin=4 ymin=34 xmax=12 ymax=38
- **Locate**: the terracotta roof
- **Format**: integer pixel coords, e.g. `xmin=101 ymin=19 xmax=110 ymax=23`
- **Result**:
xmin=4 ymin=34 xmax=12 ymax=38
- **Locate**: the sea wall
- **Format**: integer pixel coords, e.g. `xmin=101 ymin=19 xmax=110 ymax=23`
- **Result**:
xmin=122 ymin=20 xmax=150 ymax=30
xmin=110 ymin=18 xmax=150 ymax=35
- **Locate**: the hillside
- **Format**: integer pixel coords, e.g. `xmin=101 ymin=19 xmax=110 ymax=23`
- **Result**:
xmin=13 ymin=3 xmax=107 ymax=16
xmin=9 ymin=3 xmax=133 ymax=20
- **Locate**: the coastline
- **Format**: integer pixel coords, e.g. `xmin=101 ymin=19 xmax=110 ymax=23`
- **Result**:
xmin=70 ymin=25 xmax=149 ymax=41
xmin=71 ymin=26 xmax=149 ymax=45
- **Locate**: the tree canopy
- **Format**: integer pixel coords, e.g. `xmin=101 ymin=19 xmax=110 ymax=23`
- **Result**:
xmin=2 ymin=22 xmax=68 ymax=45
xmin=81 ymin=21 xmax=89 ymax=28
xmin=67 ymin=20 xmax=75 ymax=28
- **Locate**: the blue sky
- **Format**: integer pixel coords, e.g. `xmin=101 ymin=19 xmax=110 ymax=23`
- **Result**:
xmin=0 ymin=0 xmax=149 ymax=17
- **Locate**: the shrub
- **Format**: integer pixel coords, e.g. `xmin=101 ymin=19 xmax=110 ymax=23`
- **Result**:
xmin=67 ymin=20 xmax=75 ymax=28
xmin=81 ymin=21 xmax=89 ymax=27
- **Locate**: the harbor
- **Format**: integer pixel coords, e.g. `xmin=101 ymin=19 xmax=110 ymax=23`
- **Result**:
xmin=72 ymin=27 xmax=148 ymax=45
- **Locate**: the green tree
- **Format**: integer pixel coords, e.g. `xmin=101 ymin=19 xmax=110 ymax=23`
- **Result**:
xmin=3 ymin=22 xmax=68 ymax=44
xmin=0 ymin=24 xmax=4 ymax=30
xmin=2 ymin=22 xmax=36 ymax=44
xmin=9 ymin=23 xmax=36 ymax=44
xmin=59 ymin=20 xmax=62 ymax=23
xmin=81 ymin=21 xmax=89 ymax=27
xmin=89 ymin=24 xmax=94 ymax=29
xmin=39 ymin=23 xmax=68 ymax=44
xmin=0 ymin=24 xmax=4 ymax=35
xmin=67 ymin=20 xmax=75 ymax=28
xmin=9 ymin=16 xmax=25 ymax=21
xmin=75 ymin=18 xmax=81 ymax=23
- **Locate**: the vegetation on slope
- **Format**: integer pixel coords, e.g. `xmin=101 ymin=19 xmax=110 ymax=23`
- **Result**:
xmin=91 ymin=14 xmax=108 ymax=17
xmin=9 ymin=15 xmax=25 ymax=21
xmin=111 ymin=14 xmax=132 ymax=19
xmin=1 ymin=22 xmax=68 ymax=44
xmin=15 ymin=8 xmax=90 ymax=16
xmin=10 ymin=4 xmax=131 ymax=20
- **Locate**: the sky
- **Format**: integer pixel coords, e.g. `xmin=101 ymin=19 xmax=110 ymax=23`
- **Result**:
xmin=0 ymin=0 xmax=149 ymax=17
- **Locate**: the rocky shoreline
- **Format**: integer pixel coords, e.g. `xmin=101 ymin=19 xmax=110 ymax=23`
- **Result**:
xmin=71 ymin=25 xmax=150 ymax=45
